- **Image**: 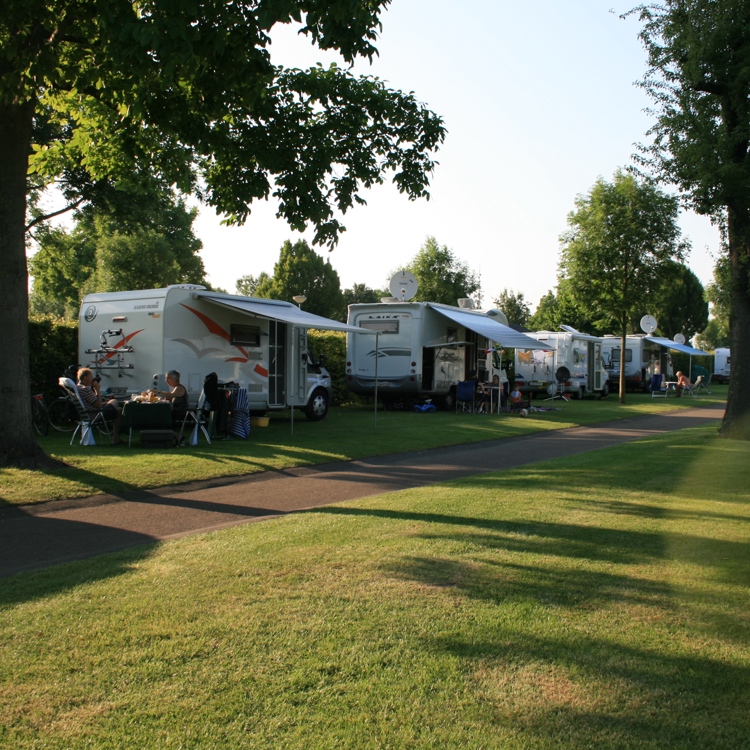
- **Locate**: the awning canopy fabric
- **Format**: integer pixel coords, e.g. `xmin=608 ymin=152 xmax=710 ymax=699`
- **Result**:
xmin=427 ymin=303 xmax=545 ymax=350
xmin=198 ymin=293 xmax=370 ymax=334
xmin=645 ymin=337 xmax=708 ymax=357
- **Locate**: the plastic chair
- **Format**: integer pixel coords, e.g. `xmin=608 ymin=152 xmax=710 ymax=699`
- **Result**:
xmin=649 ymin=374 xmax=667 ymax=398
xmin=178 ymin=390 xmax=212 ymax=445
xmin=455 ymin=380 xmax=477 ymax=413
xmin=58 ymin=377 xmax=112 ymax=446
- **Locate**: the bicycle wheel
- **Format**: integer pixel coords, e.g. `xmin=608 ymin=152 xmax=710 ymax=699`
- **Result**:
xmin=32 ymin=396 xmax=50 ymax=436
xmin=48 ymin=397 xmax=78 ymax=432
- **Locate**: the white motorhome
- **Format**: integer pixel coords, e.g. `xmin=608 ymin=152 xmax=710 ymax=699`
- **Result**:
xmin=78 ymin=285 xmax=363 ymax=420
xmin=513 ymin=326 xmax=610 ymax=399
xmin=345 ymin=300 xmax=542 ymax=409
xmin=713 ymin=347 xmax=731 ymax=383
xmin=600 ymin=335 xmax=672 ymax=392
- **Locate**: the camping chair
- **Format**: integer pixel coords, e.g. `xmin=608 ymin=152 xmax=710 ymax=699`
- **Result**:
xmin=58 ymin=376 xmax=112 ymax=446
xmin=693 ymin=374 xmax=712 ymax=395
xmin=681 ymin=379 xmax=698 ymax=398
xmin=455 ymin=380 xmax=477 ymax=413
xmin=178 ymin=389 xmax=212 ymax=445
xmin=649 ymin=373 xmax=667 ymax=398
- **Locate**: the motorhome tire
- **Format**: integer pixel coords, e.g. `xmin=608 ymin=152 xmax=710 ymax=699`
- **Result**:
xmin=575 ymin=386 xmax=585 ymax=400
xmin=305 ymin=388 xmax=329 ymax=421
xmin=600 ymin=381 xmax=610 ymax=398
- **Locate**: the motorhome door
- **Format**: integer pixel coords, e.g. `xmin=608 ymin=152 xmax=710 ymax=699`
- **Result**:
xmin=268 ymin=320 xmax=286 ymax=407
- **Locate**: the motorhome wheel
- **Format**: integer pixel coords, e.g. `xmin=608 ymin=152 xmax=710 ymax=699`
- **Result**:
xmin=600 ymin=381 xmax=610 ymax=398
xmin=305 ymin=388 xmax=330 ymax=421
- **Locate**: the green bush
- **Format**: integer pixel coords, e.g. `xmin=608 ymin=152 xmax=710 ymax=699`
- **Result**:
xmin=308 ymin=330 xmax=367 ymax=406
xmin=29 ymin=316 xmax=79 ymax=402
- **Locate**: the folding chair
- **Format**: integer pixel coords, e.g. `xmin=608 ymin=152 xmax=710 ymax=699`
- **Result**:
xmin=455 ymin=380 xmax=477 ymax=413
xmin=649 ymin=374 xmax=667 ymax=398
xmin=178 ymin=389 xmax=212 ymax=445
xmin=693 ymin=375 xmax=712 ymax=395
xmin=58 ymin=377 xmax=112 ymax=446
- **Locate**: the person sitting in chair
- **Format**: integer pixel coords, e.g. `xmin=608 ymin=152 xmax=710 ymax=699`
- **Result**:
xmin=155 ymin=370 xmax=189 ymax=423
xmin=77 ymin=368 xmax=123 ymax=444
xmin=676 ymin=371 xmax=692 ymax=397
xmin=509 ymin=382 xmax=529 ymax=411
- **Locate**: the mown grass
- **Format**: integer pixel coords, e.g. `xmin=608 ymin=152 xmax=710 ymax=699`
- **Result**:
xmin=1 ymin=423 xmax=748 ymax=749
xmin=1 ymin=386 xmax=728 ymax=506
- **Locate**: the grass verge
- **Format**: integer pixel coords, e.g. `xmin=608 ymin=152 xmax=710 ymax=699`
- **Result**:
xmin=1 ymin=423 xmax=748 ymax=749
xmin=1 ymin=387 xmax=728 ymax=506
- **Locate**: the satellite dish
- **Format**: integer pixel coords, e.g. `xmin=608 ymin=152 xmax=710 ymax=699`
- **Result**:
xmin=640 ymin=314 xmax=658 ymax=334
xmin=389 ymin=271 xmax=418 ymax=302
xmin=485 ymin=309 xmax=509 ymax=326
xmin=674 ymin=333 xmax=686 ymax=345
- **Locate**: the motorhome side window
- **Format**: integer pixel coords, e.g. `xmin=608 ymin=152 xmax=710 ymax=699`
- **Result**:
xmin=231 ymin=324 xmax=261 ymax=347
xmin=610 ymin=348 xmax=632 ymax=363
xmin=360 ymin=320 xmax=399 ymax=334
xmin=447 ymin=327 xmax=457 ymax=343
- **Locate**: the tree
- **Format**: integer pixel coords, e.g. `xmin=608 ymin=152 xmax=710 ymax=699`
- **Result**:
xmin=0 ymin=1 xmax=445 ymax=466
xmin=647 ymin=261 xmax=708 ymax=342
xmin=29 ymin=191 xmax=206 ymax=317
xmin=559 ymin=171 xmax=688 ymax=402
xmin=341 ymin=283 xmax=388 ymax=321
xmin=403 ymin=236 xmax=480 ymax=305
xmin=236 ymin=273 xmax=270 ymax=298
xmin=255 ymin=239 xmax=344 ymax=320
xmin=696 ymin=256 xmax=731 ymax=350
xmin=493 ymin=288 xmax=531 ymax=327
xmin=633 ymin=0 xmax=750 ymax=437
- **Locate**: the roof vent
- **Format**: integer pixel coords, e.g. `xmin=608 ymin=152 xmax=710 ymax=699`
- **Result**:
xmin=457 ymin=298 xmax=475 ymax=309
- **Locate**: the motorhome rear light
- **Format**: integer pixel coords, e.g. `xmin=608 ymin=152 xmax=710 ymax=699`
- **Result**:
xmin=409 ymin=376 xmax=415 ymax=381
xmin=346 ymin=361 xmax=351 ymax=366
xmin=411 ymin=362 xmax=416 ymax=367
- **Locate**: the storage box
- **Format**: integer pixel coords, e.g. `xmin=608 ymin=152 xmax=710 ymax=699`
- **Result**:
xmin=140 ymin=429 xmax=175 ymax=448
xmin=250 ymin=416 xmax=269 ymax=428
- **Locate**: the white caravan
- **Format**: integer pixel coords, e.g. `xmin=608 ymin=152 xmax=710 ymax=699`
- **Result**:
xmin=600 ymin=335 xmax=670 ymax=392
xmin=513 ymin=326 xmax=610 ymax=399
xmin=78 ymin=285 xmax=364 ymax=420
xmin=345 ymin=300 xmax=542 ymax=409
xmin=713 ymin=347 xmax=731 ymax=383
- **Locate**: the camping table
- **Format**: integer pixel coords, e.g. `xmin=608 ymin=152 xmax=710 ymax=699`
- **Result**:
xmin=121 ymin=401 xmax=173 ymax=446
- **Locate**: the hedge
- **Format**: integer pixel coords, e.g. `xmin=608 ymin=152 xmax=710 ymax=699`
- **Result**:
xmin=29 ymin=317 xmax=79 ymax=403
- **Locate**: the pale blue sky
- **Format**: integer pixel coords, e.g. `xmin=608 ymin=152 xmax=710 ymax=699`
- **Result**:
xmin=177 ymin=2 xmax=722 ymax=309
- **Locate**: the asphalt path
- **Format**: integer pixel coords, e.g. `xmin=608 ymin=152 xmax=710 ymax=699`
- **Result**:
xmin=0 ymin=406 xmax=723 ymax=578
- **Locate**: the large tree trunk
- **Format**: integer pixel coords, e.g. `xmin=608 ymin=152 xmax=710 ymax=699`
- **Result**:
xmin=0 ymin=99 xmax=51 ymax=467
xmin=721 ymin=207 xmax=750 ymax=439
xmin=619 ymin=317 xmax=627 ymax=404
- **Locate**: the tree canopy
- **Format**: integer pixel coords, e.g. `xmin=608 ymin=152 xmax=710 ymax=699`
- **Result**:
xmin=493 ymin=289 xmax=531 ymax=327
xmin=403 ymin=236 xmax=480 ymax=306
xmin=0 ymin=0 xmax=445 ymax=466
xmin=559 ymin=170 xmax=687 ymax=401
xmin=29 ymin=191 xmax=206 ymax=317
xmin=254 ymin=239 xmax=344 ymax=320
xmin=632 ymin=0 xmax=750 ymax=436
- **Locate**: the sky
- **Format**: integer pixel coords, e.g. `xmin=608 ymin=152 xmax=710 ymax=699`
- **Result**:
xmin=46 ymin=1 xmax=722 ymax=312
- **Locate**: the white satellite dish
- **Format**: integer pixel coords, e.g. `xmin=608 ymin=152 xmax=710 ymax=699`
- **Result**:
xmin=485 ymin=309 xmax=509 ymax=326
xmin=640 ymin=314 xmax=658 ymax=334
xmin=389 ymin=271 xmax=418 ymax=301
xmin=674 ymin=333 xmax=686 ymax=345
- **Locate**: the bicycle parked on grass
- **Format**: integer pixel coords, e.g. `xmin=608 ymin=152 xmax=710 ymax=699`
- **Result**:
xmin=47 ymin=365 xmax=81 ymax=433
xmin=31 ymin=387 xmax=49 ymax=436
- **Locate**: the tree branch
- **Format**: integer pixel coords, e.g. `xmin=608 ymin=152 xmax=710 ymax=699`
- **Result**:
xmin=25 ymin=197 xmax=85 ymax=232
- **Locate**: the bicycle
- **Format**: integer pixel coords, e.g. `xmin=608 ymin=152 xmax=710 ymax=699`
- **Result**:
xmin=31 ymin=389 xmax=50 ymax=436
xmin=48 ymin=365 xmax=81 ymax=433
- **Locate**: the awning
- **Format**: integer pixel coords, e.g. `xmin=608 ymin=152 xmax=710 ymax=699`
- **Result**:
xmin=198 ymin=293 xmax=371 ymax=334
xmin=645 ymin=337 xmax=709 ymax=357
xmin=427 ymin=303 xmax=545 ymax=350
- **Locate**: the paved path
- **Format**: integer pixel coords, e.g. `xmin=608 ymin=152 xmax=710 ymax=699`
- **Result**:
xmin=0 ymin=407 xmax=723 ymax=578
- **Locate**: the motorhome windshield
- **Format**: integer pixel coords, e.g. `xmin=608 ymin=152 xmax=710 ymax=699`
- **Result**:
xmin=359 ymin=320 xmax=399 ymax=334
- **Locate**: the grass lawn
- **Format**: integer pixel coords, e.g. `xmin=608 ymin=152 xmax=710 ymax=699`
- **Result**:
xmin=1 ymin=419 xmax=749 ymax=749
xmin=0 ymin=386 xmax=729 ymax=506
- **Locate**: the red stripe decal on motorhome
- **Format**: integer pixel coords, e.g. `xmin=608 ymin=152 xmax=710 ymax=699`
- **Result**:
xmin=103 ymin=330 xmax=144 ymax=359
xmin=254 ymin=364 xmax=269 ymax=378
xmin=181 ymin=303 xmax=249 ymax=359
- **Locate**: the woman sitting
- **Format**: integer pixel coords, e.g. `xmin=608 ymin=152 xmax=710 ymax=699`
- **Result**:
xmin=156 ymin=370 xmax=189 ymax=423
